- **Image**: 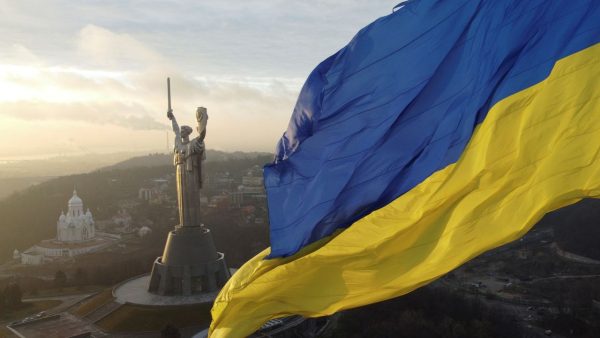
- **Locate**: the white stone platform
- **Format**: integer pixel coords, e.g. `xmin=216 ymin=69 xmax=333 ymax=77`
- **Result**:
xmin=113 ymin=275 xmax=218 ymax=306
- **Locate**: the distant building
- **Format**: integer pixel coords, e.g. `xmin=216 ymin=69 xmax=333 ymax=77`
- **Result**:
xmin=231 ymin=187 xmax=244 ymax=208
xmin=209 ymin=193 xmax=230 ymax=209
xmin=138 ymin=178 xmax=169 ymax=204
xmin=12 ymin=249 xmax=20 ymax=260
xmin=228 ymin=166 xmax=267 ymax=208
xmin=138 ymin=226 xmax=152 ymax=237
xmin=21 ymin=190 xmax=118 ymax=265
xmin=209 ymin=172 xmax=235 ymax=190
xmin=242 ymin=176 xmax=263 ymax=186
xmin=20 ymin=250 xmax=43 ymax=265
xmin=242 ymin=165 xmax=264 ymax=187
xmin=139 ymin=187 xmax=155 ymax=201
xmin=112 ymin=209 xmax=132 ymax=229
xmin=56 ymin=190 xmax=95 ymax=242
xmin=230 ymin=185 xmax=266 ymax=208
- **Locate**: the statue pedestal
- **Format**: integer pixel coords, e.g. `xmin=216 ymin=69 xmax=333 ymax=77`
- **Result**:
xmin=148 ymin=226 xmax=230 ymax=296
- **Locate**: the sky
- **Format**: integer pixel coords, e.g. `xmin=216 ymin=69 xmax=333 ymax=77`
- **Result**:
xmin=0 ymin=0 xmax=396 ymax=160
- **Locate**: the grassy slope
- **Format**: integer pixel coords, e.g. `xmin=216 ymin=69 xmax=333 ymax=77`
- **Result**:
xmin=95 ymin=302 xmax=213 ymax=332
xmin=70 ymin=289 xmax=114 ymax=317
xmin=0 ymin=300 xmax=61 ymax=323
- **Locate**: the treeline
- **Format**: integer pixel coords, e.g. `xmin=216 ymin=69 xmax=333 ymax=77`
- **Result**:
xmin=546 ymin=199 xmax=600 ymax=260
xmin=204 ymin=210 xmax=269 ymax=267
xmin=204 ymin=155 xmax=272 ymax=182
xmin=0 ymin=153 xmax=272 ymax=260
xmin=50 ymin=258 xmax=153 ymax=289
xmin=333 ymin=286 xmax=522 ymax=338
xmin=0 ymin=283 xmax=23 ymax=316
xmin=0 ymin=165 xmax=172 ymax=259
xmin=498 ymin=246 xmax=600 ymax=279
xmin=11 ymin=252 xmax=160 ymax=296
xmin=101 ymin=150 xmax=272 ymax=171
xmin=528 ymin=278 xmax=600 ymax=337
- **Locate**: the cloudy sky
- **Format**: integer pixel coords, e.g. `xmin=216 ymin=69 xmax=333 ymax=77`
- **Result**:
xmin=0 ymin=0 xmax=396 ymax=159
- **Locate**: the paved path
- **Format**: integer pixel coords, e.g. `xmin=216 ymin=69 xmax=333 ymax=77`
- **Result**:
xmin=114 ymin=275 xmax=217 ymax=305
xmin=22 ymin=293 xmax=96 ymax=314
xmin=9 ymin=312 xmax=107 ymax=338
xmin=528 ymin=274 xmax=600 ymax=283
xmin=1 ymin=293 xmax=94 ymax=328
xmin=84 ymin=301 xmax=122 ymax=323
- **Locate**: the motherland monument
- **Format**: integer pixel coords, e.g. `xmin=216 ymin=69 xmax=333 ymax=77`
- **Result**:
xmin=148 ymin=78 xmax=230 ymax=296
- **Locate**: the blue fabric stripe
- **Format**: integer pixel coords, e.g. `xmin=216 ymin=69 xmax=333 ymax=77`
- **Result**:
xmin=265 ymin=0 xmax=600 ymax=258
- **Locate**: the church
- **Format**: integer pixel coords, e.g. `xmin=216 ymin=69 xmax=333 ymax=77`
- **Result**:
xmin=57 ymin=189 xmax=95 ymax=242
xmin=19 ymin=190 xmax=118 ymax=265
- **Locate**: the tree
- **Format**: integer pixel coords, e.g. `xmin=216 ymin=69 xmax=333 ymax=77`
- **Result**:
xmin=73 ymin=268 xmax=88 ymax=287
xmin=54 ymin=270 xmax=67 ymax=288
xmin=1 ymin=284 xmax=23 ymax=310
xmin=161 ymin=324 xmax=181 ymax=338
xmin=0 ymin=287 xmax=6 ymax=315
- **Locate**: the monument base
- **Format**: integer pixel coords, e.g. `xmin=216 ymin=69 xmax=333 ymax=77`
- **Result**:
xmin=148 ymin=226 xmax=230 ymax=296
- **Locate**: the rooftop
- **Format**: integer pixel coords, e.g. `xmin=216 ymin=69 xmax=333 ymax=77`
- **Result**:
xmin=36 ymin=235 xmax=114 ymax=249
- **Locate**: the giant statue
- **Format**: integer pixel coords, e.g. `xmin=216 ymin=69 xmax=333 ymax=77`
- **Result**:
xmin=148 ymin=78 xmax=229 ymax=296
xmin=168 ymin=106 xmax=208 ymax=227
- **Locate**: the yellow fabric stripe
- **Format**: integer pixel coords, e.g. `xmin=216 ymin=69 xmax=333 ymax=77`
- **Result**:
xmin=209 ymin=42 xmax=600 ymax=338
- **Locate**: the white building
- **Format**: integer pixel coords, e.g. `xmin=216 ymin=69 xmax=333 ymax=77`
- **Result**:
xmin=138 ymin=226 xmax=152 ymax=237
xmin=21 ymin=190 xmax=117 ymax=265
xmin=112 ymin=209 xmax=132 ymax=230
xmin=20 ymin=250 xmax=43 ymax=265
xmin=57 ymin=190 xmax=95 ymax=242
xmin=138 ymin=187 xmax=155 ymax=201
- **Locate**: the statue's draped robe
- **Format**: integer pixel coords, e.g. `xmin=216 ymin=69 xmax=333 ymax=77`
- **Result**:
xmin=172 ymin=119 xmax=205 ymax=227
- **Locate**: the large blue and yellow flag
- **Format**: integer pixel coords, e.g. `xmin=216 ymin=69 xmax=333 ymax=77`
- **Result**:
xmin=210 ymin=0 xmax=600 ymax=336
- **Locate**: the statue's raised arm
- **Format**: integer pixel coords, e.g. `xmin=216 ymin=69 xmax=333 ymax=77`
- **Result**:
xmin=167 ymin=109 xmax=182 ymax=149
xmin=196 ymin=107 xmax=208 ymax=141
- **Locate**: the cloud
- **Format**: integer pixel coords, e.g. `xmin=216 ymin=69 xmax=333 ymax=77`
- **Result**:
xmin=5 ymin=44 xmax=43 ymax=65
xmin=77 ymin=24 xmax=166 ymax=71
xmin=0 ymin=101 xmax=166 ymax=131
xmin=0 ymin=24 xmax=298 ymax=152
xmin=0 ymin=1 xmax=395 ymax=157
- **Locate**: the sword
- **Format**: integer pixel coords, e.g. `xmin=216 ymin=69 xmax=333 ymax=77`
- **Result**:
xmin=167 ymin=77 xmax=172 ymax=111
xmin=167 ymin=77 xmax=173 ymax=120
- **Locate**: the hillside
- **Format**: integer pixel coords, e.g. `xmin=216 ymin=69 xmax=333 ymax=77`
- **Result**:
xmin=0 ymin=176 xmax=57 ymax=200
xmin=2 ymin=150 xmax=599 ymax=265
xmin=547 ymin=199 xmax=600 ymax=260
xmin=99 ymin=150 xmax=272 ymax=171
xmin=0 ymin=152 xmax=272 ymax=261
xmin=0 ymin=152 xmax=155 ymax=199
xmin=0 ymin=152 xmax=145 ymax=179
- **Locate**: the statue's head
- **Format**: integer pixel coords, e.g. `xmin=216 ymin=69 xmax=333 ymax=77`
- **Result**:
xmin=181 ymin=125 xmax=193 ymax=139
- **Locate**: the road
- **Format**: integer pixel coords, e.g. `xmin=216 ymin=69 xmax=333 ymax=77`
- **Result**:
xmin=21 ymin=293 xmax=96 ymax=314
xmin=1 ymin=292 xmax=96 ymax=337
xmin=528 ymin=274 xmax=600 ymax=283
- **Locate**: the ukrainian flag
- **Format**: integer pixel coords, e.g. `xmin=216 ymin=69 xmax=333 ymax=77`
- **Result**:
xmin=210 ymin=1 xmax=600 ymax=336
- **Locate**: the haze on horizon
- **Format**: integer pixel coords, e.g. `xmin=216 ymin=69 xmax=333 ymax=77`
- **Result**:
xmin=0 ymin=0 xmax=395 ymax=160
